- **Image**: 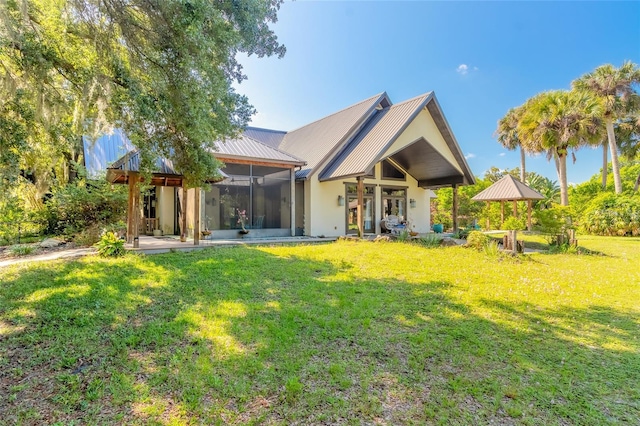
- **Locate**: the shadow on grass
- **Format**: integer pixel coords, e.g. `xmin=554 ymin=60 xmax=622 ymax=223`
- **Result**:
xmin=0 ymin=245 xmax=638 ymax=425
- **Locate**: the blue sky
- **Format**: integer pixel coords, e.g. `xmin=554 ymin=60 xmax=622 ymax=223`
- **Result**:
xmin=235 ymin=1 xmax=640 ymax=184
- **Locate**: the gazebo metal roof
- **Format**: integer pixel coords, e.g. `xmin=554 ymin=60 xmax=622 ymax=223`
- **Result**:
xmin=471 ymin=174 xmax=544 ymax=202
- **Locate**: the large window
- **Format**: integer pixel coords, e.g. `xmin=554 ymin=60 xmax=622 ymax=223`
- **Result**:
xmin=204 ymin=164 xmax=291 ymax=230
xmin=381 ymin=159 xmax=405 ymax=180
xmin=382 ymin=187 xmax=406 ymax=220
xmin=345 ymin=184 xmax=375 ymax=234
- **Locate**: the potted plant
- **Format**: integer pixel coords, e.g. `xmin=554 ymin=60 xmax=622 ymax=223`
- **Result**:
xmin=237 ymin=209 xmax=249 ymax=235
xmin=153 ymin=218 xmax=163 ymax=236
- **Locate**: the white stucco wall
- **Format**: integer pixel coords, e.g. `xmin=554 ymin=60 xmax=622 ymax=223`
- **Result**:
xmin=306 ymin=107 xmax=466 ymax=237
xmin=306 ymin=163 xmax=432 ymax=237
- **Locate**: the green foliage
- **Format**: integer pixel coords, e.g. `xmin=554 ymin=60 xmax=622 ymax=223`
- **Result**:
xmin=452 ymin=228 xmax=471 ymax=239
xmin=45 ymin=180 xmax=127 ymax=237
xmin=95 ymin=232 xmax=126 ymax=257
xmin=0 ymin=0 xmax=286 ymax=189
xmin=580 ymin=193 xmax=640 ymax=236
xmin=482 ymin=240 xmax=500 ymax=257
xmin=502 ymin=216 xmax=526 ymax=231
xmin=466 ymin=231 xmax=491 ymax=250
xmin=395 ymin=228 xmax=410 ymax=242
xmin=417 ymin=234 xmax=441 ymax=248
xmin=8 ymin=244 xmax=36 ymax=256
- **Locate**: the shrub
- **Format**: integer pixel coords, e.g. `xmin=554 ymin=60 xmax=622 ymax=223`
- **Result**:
xmin=452 ymin=228 xmax=471 ymax=239
xmin=467 ymin=231 xmax=490 ymax=251
xmin=502 ymin=216 xmax=526 ymax=231
xmin=417 ymin=234 xmax=441 ymax=248
xmin=533 ymin=206 xmax=576 ymax=245
xmin=9 ymin=244 xmax=36 ymax=256
xmin=395 ymin=229 xmax=410 ymax=242
xmin=45 ymin=180 xmax=128 ymax=237
xmin=580 ymin=193 xmax=640 ymax=236
xmin=483 ymin=240 xmax=500 ymax=257
xmin=95 ymin=231 xmax=126 ymax=257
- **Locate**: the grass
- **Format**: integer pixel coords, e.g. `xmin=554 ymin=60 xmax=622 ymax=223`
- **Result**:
xmin=0 ymin=236 xmax=639 ymax=425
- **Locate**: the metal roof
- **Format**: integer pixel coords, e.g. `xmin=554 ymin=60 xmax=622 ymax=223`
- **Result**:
xmin=213 ymin=134 xmax=305 ymax=166
xmin=243 ymin=126 xmax=287 ymax=148
xmin=319 ymin=93 xmax=432 ymax=181
xmin=318 ymin=92 xmax=475 ymax=188
xmin=83 ymin=129 xmax=135 ymax=178
xmin=278 ymin=93 xmax=390 ymax=178
xmin=471 ymin=175 xmax=545 ymax=201
xmin=109 ymin=149 xmax=180 ymax=175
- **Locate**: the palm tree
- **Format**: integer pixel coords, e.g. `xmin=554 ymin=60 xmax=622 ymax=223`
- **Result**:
xmin=527 ymin=174 xmax=560 ymax=208
xmin=517 ymin=90 xmax=601 ymax=206
xmin=495 ymin=106 xmax=527 ymax=182
xmin=573 ymin=61 xmax=640 ymax=194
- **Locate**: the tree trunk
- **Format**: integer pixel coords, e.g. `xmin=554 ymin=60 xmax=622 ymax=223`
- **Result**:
xmin=558 ymin=153 xmax=569 ymax=206
xmin=520 ymin=147 xmax=526 ymax=182
xmin=606 ymin=119 xmax=622 ymax=194
xmin=601 ymin=141 xmax=608 ymax=190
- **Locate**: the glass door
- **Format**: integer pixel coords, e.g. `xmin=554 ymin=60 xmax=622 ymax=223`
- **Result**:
xmin=346 ymin=184 xmax=375 ymax=234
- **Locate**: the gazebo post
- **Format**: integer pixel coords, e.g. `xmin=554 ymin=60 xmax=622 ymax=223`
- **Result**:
xmin=500 ymin=200 xmax=505 ymax=227
xmin=512 ymin=200 xmax=517 ymax=217
xmin=452 ymin=184 xmax=459 ymax=233
xmin=486 ymin=201 xmax=490 ymax=230
xmin=527 ymin=200 xmax=532 ymax=231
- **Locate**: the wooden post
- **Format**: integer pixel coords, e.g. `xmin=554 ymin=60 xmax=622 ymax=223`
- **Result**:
xmin=486 ymin=201 xmax=490 ymax=230
xmin=194 ymin=187 xmax=200 ymax=245
xmin=527 ymin=200 xmax=532 ymax=231
xmin=133 ymin=179 xmax=140 ymax=248
xmin=180 ymin=185 xmax=188 ymax=242
xmin=290 ymin=167 xmax=295 ymax=237
xmin=512 ymin=200 xmax=517 ymax=217
xmin=500 ymin=200 xmax=505 ymax=227
xmin=356 ymin=176 xmax=364 ymax=237
xmin=452 ymin=184 xmax=459 ymax=233
xmin=127 ymin=175 xmax=136 ymax=243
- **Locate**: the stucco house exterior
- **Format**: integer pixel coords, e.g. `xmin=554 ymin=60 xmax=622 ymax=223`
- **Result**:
xmin=88 ymin=91 xmax=474 ymax=241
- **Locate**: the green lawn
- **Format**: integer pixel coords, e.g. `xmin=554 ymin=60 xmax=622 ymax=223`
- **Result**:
xmin=1 ymin=236 xmax=639 ymax=425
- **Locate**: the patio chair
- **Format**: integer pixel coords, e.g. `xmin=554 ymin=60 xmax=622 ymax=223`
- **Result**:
xmin=381 ymin=215 xmax=406 ymax=234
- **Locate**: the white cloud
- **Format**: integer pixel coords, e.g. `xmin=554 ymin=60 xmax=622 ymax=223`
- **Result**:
xmin=456 ymin=64 xmax=469 ymax=75
xmin=465 ymin=152 xmax=476 ymax=159
xmin=499 ymin=152 xmax=506 ymax=157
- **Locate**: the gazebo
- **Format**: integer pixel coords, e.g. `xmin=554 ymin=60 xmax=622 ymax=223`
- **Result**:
xmin=471 ymin=174 xmax=544 ymax=231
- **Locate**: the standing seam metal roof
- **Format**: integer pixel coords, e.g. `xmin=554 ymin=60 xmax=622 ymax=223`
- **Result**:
xmin=471 ymin=174 xmax=545 ymax=201
xmin=213 ymin=134 xmax=305 ymax=165
xmin=243 ymin=127 xmax=287 ymax=148
xmin=319 ymin=93 xmax=432 ymax=181
xmin=278 ymin=93 xmax=389 ymax=177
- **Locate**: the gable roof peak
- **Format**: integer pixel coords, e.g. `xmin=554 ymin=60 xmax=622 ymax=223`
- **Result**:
xmin=286 ymin=92 xmax=389 ymax=134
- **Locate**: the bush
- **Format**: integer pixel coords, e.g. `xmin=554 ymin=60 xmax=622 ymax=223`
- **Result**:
xmin=533 ymin=206 xmax=576 ymax=245
xmin=502 ymin=216 xmax=526 ymax=231
xmin=95 ymin=231 xmax=126 ymax=257
xmin=45 ymin=180 xmax=128 ymax=237
xmin=580 ymin=193 xmax=640 ymax=236
xmin=467 ymin=231 xmax=490 ymax=251
xmin=9 ymin=244 xmax=36 ymax=256
xmin=417 ymin=234 xmax=441 ymax=248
